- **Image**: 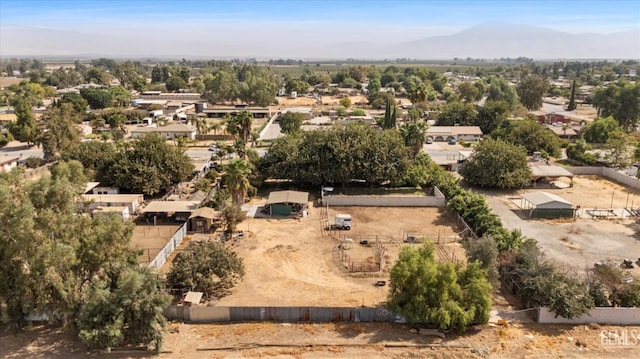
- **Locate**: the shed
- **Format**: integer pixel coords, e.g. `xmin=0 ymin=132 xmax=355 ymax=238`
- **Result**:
xmin=521 ymin=191 xmax=575 ymax=218
xmin=183 ymin=291 xmax=203 ymax=306
xmin=141 ymin=200 xmax=201 ymax=222
xmin=265 ymin=190 xmax=309 ymax=217
xmin=188 ymin=206 xmax=221 ymax=233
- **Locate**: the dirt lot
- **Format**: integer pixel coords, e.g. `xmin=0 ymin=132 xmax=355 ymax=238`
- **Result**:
xmin=481 ymin=175 xmax=640 ymax=275
xmin=131 ymin=224 xmax=182 ymax=265
xmin=3 ymin=322 xmax=638 ymax=359
xmin=214 ymin=205 xmax=462 ymax=307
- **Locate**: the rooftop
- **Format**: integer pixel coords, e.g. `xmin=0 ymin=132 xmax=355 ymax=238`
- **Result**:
xmin=427 ymin=126 xmax=483 ymax=136
xmin=141 ymin=200 xmax=201 ymax=213
xmin=188 ymin=206 xmax=220 ymax=219
xmin=130 ymin=123 xmax=195 ymax=133
xmin=522 ymin=191 xmax=573 ymax=206
xmin=529 ymin=163 xmax=575 ymax=178
xmin=266 ymin=190 xmax=309 ymax=205
xmin=82 ymin=194 xmax=144 ymax=203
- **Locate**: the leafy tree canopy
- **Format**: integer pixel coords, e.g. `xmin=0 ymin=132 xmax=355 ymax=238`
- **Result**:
xmin=436 ymin=102 xmax=478 ymax=126
xmin=0 ymin=164 xmax=169 ymax=351
xmin=582 ymin=116 xmax=624 ymax=144
xmin=516 ymin=75 xmax=549 ymax=110
xmin=459 ymin=138 xmax=532 ymax=189
xmin=492 ymin=118 xmax=561 ymax=157
xmin=167 ymin=241 xmax=244 ymax=299
xmin=260 ymin=123 xmax=411 ymax=186
xmin=278 ymin=111 xmax=304 ymax=134
xmin=387 ymin=243 xmax=491 ymax=332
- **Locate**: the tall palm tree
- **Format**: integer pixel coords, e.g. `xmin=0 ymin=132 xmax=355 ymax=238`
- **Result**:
xmin=400 ymin=119 xmax=428 ymax=157
xmin=235 ymin=110 xmax=253 ymax=144
xmin=224 ymin=159 xmax=252 ymax=206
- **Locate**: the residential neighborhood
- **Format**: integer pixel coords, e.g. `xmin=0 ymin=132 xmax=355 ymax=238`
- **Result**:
xmin=1 ymin=0 xmax=639 ymax=358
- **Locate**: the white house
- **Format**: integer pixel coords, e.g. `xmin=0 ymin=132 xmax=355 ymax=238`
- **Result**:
xmin=0 ymin=156 xmax=20 ymax=172
xmin=426 ymin=126 xmax=483 ymax=142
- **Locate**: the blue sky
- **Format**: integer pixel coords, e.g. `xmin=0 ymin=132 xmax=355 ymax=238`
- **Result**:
xmin=1 ymin=0 xmax=638 ymax=58
xmin=2 ymin=0 xmax=638 ymax=33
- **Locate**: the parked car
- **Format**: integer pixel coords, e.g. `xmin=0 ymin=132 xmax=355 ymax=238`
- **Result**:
xmin=208 ymin=145 xmax=218 ymax=152
xmin=426 ymin=137 xmax=434 ymax=144
xmin=448 ymin=138 xmax=457 ymax=145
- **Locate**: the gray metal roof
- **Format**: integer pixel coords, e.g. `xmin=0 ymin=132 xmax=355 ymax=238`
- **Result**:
xmin=522 ymin=191 xmax=573 ymax=207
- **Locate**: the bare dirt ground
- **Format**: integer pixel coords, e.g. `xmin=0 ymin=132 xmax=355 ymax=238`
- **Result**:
xmin=275 ymin=97 xmax=318 ymax=107
xmin=131 ymin=224 xmax=181 ymax=265
xmin=212 ymin=205 xmax=462 ymax=307
xmin=3 ymin=322 xmax=638 ymax=359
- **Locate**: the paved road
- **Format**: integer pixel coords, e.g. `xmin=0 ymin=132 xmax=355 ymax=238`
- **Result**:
xmin=0 ymin=141 xmax=44 ymax=160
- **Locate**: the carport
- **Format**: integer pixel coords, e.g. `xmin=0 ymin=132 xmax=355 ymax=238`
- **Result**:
xmin=521 ymin=191 xmax=575 ymax=218
xmin=530 ymin=163 xmax=574 ymax=187
xmin=266 ymin=190 xmax=309 ymax=217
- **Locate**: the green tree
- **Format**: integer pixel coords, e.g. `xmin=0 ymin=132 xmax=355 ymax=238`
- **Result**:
xmin=238 ymin=65 xmax=279 ymax=106
xmin=77 ymin=265 xmax=170 ymax=352
xmin=0 ymin=166 xmax=168 ymax=351
xmin=399 ymin=117 xmax=428 ymax=157
xmin=462 ymin=237 xmax=499 ymax=288
xmin=476 ymin=100 xmax=509 ymax=134
xmin=80 ymin=87 xmax=113 ymax=109
xmin=566 ymin=79 xmax=577 ymax=111
xmin=521 ymin=270 xmax=594 ymax=319
xmin=203 ymin=70 xmax=240 ymax=103
xmin=459 ymin=138 xmax=532 ymax=189
xmin=487 ymin=77 xmax=519 ymax=111
xmin=382 ymin=98 xmax=397 ymax=129
xmin=278 ymin=111 xmax=304 ymax=134
xmin=108 ymin=85 xmax=131 ymax=107
xmin=261 ymin=123 xmax=410 ymax=186
xmin=387 ymin=243 xmax=491 ymax=331
xmin=436 ymin=102 xmax=478 ymax=126
xmin=592 ymin=81 xmax=640 ymax=132
xmin=111 ymin=134 xmax=194 ymax=196
xmin=493 ymin=118 xmax=561 ymax=157
xmin=8 ymin=95 xmax=39 ymax=146
xmin=39 ymin=103 xmax=82 ymax=160
xmin=367 ymin=77 xmax=381 ymax=96
xmin=167 ymin=240 xmax=244 ymax=299
xmin=285 ymin=78 xmax=309 ymax=95
xmin=516 ymin=75 xmax=549 ymax=110
xmin=224 ymin=159 xmax=252 ymax=206
xmin=59 ymin=92 xmax=88 ymax=113
xmin=165 ymin=76 xmax=187 ymax=92
xmin=582 ymin=116 xmax=624 ymax=144
xmin=458 ymin=81 xmax=480 ymax=103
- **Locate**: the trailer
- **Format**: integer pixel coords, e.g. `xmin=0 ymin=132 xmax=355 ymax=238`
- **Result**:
xmin=332 ymin=214 xmax=352 ymax=230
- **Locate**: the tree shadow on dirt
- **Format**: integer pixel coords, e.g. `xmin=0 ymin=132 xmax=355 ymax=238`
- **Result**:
xmin=0 ymin=324 xmax=161 ymax=359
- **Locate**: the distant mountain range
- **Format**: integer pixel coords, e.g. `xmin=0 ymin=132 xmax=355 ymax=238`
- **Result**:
xmin=395 ymin=23 xmax=640 ymax=60
xmin=1 ymin=23 xmax=638 ymax=60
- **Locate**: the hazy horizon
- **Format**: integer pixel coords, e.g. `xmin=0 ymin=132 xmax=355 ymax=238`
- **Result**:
xmin=1 ymin=0 xmax=639 ymax=59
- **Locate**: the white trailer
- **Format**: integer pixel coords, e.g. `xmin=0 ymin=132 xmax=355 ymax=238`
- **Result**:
xmin=333 ymin=214 xmax=352 ymax=230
